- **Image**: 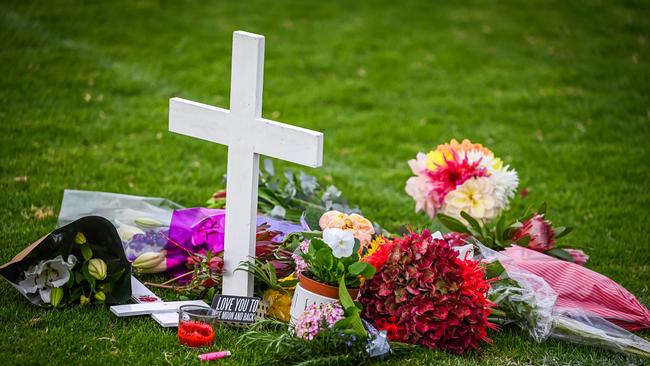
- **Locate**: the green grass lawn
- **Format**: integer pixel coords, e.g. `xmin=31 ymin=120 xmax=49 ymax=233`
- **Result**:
xmin=1 ymin=0 xmax=649 ymax=364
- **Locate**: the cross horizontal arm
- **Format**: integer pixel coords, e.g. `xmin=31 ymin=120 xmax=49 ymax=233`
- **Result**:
xmin=169 ymin=97 xmax=323 ymax=168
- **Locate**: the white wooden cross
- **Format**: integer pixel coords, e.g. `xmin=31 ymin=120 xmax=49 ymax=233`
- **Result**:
xmin=168 ymin=31 xmax=324 ymax=296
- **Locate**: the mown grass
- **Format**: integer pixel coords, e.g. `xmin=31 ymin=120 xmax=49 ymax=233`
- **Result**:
xmin=1 ymin=0 xmax=649 ymax=365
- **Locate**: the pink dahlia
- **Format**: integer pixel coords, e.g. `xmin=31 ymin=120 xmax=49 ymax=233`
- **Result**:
xmin=360 ymin=229 xmax=493 ymax=354
xmin=512 ymin=214 xmax=555 ymax=251
xmin=426 ymin=150 xmax=488 ymax=207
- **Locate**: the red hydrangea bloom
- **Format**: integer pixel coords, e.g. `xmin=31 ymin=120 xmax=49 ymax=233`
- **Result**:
xmin=426 ymin=150 xmax=488 ymax=207
xmin=360 ymin=229 xmax=494 ymax=354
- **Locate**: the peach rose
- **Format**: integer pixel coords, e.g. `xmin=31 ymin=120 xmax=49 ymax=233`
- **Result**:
xmin=319 ymin=210 xmax=353 ymax=230
xmin=349 ymin=213 xmax=375 ymax=246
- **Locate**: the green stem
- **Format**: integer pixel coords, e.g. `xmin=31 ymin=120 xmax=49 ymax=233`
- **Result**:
xmin=159 ymin=271 xmax=194 ymax=286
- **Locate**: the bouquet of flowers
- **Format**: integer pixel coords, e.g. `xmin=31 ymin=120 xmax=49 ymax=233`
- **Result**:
xmin=0 ymin=216 xmax=131 ymax=307
xmin=359 ymin=229 xmax=494 ymax=354
xmin=479 ymin=244 xmax=650 ymax=358
xmin=405 ymin=139 xmax=518 ymax=222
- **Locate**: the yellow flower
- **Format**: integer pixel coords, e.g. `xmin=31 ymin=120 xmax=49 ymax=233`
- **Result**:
xmin=491 ymin=157 xmax=504 ymax=171
xmin=426 ymin=149 xmax=452 ymax=170
xmin=94 ymin=291 xmax=106 ymax=302
xmin=363 ymin=236 xmax=388 ymax=259
xmin=278 ymin=273 xmax=297 ymax=291
xmin=80 ymin=294 xmax=91 ymax=306
xmin=74 ymin=232 xmax=86 ymax=245
xmin=263 ymin=289 xmax=292 ymax=322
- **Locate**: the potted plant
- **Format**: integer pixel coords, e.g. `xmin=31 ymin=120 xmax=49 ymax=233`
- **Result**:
xmin=289 ymin=227 xmax=375 ymax=324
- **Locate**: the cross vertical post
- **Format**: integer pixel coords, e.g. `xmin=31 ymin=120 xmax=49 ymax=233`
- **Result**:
xmin=221 ymin=32 xmax=265 ymax=296
xmin=168 ymin=31 xmax=323 ymax=297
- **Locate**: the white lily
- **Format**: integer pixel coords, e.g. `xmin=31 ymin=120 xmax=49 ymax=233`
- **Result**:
xmin=17 ymin=255 xmax=77 ymax=303
xmin=323 ymin=228 xmax=355 ymax=258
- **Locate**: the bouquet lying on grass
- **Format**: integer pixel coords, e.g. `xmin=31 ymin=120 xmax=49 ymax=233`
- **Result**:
xmin=0 ymin=216 xmax=131 ymax=307
xmin=478 ymin=242 xmax=650 ymax=358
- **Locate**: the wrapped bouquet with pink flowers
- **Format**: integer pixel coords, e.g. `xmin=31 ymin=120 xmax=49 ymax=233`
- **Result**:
xmin=405 ymin=139 xmax=518 ymax=222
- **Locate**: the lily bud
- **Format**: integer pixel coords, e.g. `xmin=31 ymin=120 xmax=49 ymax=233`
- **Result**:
xmin=88 ymin=258 xmax=107 ymax=280
xmin=74 ymin=232 xmax=87 ymax=245
xmin=94 ymin=291 xmax=106 ymax=302
xmin=132 ymin=252 xmax=167 ymax=274
xmin=50 ymin=287 xmax=64 ymax=307
xmin=80 ymin=294 xmax=90 ymax=306
xmin=134 ymin=217 xmax=163 ymax=228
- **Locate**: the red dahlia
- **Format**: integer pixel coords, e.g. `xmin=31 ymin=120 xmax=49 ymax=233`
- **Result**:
xmin=360 ymin=229 xmax=494 ymax=354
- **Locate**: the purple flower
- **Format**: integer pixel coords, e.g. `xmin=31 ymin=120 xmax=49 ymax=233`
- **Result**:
xmin=124 ymin=229 xmax=168 ymax=262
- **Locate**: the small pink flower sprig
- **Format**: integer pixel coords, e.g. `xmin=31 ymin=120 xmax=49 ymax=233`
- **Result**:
xmin=295 ymin=302 xmax=345 ymax=340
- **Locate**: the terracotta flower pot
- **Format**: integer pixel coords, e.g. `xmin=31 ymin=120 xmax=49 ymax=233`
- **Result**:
xmin=298 ymin=273 xmax=360 ymax=299
xmin=289 ymin=273 xmax=359 ymax=324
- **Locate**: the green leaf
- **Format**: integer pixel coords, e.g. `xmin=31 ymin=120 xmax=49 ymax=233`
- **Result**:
xmin=303 ymin=207 xmax=323 ymax=231
xmin=338 ymin=276 xmax=356 ymax=311
xmin=309 ymin=238 xmax=327 ymax=253
xmin=315 ymin=248 xmax=334 ymax=270
xmin=437 ymin=214 xmax=470 ymax=234
xmin=503 ymin=227 xmax=518 ymax=240
xmin=336 ymin=277 xmax=367 ymax=336
xmin=554 ymin=227 xmax=573 ymax=239
xmin=80 ymin=246 xmax=93 ymax=261
xmin=50 ymin=287 xmax=64 ymax=308
xmin=75 ymin=271 xmax=84 ymax=284
xmin=347 ymin=262 xmax=375 ymax=279
xmin=515 ymin=235 xmax=531 ymax=247
xmin=82 ymin=262 xmax=96 ymax=289
xmin=538 ymin=202 xmax=547 ymax=215
xmin=484 ymin=261 xmax=506 ymax=280
xmin=460 ymin=211 xmax=483 ymax=236
xmin=545 ymin=248 xmax=575 ymax=262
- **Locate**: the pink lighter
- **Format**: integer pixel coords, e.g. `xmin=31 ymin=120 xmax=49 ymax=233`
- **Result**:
xmin=198 ymin=351 xmax=232 ymax=362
